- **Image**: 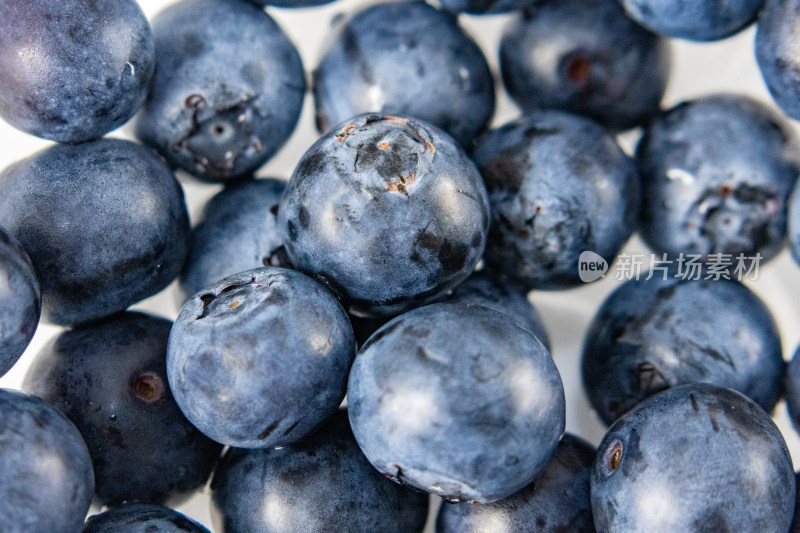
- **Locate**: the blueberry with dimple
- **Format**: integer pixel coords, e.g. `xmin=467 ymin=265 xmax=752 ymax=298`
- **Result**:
xmin=24 ymin=312 xmax=222 ymax=507
xmin=583 ymin=273 xmax=784 ymax=425
xmin=134 ymin=0 xmax=305 ymax=182
xmin=436 ymin=434 xmax=595 ymax=533
xmin=0 ymin=227 xmax=40 ymax=376
xmin=348 ymin=303 xmax=565 ymax=503
xmin=592 ymin=384 xmax=795 ymax=532
xmin=472 ymin=110 xmax=639 ymax=290
xmin=757 ymin=0 xmax=800 ymax=122
xmin=83 ymin=503 xmax=210 ymax=533
xmin=179 ymin=178 xmax=290 ymax=302
xmin=0 ymin=139 xmax=189 ymax=326
xmin=168 ymin=267 xmax=355 ymax=448
xmin=621 ymin=0 xmax=764 ymax=41
xmin=0 ymin=0 xmax=154 ymax=143
xmin=313 ymin=2 xmax=495 ymax=147
xmin=446 ymin=271 xmax=550 ymax=350
xmin=0 ymin=389 xmax=94 ymax=533
xmin=211 ymin=410 xmax=429 ymax=533
xmin=279 ymin=113 xmax=490 ymax=318
xmin=638 ymin=94 xmax=800 ymax=265
xmin=500 ymin=0 xmax=670 ymax=131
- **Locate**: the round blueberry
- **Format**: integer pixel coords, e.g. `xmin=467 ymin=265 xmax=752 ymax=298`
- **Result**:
xmin=583 ymin=274 xmax=784 ymax=425
xmin=134 ymin=0 xmax=306 ymax=182
xmin=436 ymin=433 xmax=595 ymax=533
xmin=279 ymin=113 xmax=490 ymax=318
xmin=83 ymin=503 xmax=210 ymax=533
xmin=313 ymin=2 xmax=495 ymax=147
xmin=621 ymin=0 xmax=764 ymax=41
xmin=348 ymin=303 xmax=565 ymax=503
xmin=473 ymin=110 xmax=639 ymax=290
xmin=591 ymin=384 xmax=795 ymax=532
xmin=638 ymin=94 xmax=800 ymax=265
xmin=0 ymin=0 xmax=154 ymax=143
xmin=179 ymin=178 xmax=290 ymax=302
xmin=24 ymin=312 xmax=222 ymax=507
xmin=210 ymin=411 xmax=429 ymax=533
xmin=756 ymin=0 xmax=800 ymax=122
xmin=0 ymin=139 xmax=190 ymax=326
xmin=0 ymin=226 xmax=40 ymax=376
xmin=0 ymin=389 xmax=94 ymax=533
xmin=168 ymin=267 xmax=355 ymax=448
xmin=499 ymin=0 xmax=670 ymax=131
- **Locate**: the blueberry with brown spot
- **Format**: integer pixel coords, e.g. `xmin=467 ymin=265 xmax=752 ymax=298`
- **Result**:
xmin=499 ymin=0 xmax=670 ymax=131
xmin=168 ymin=267 xmax=355 ymax=448
xmin=591 ymin=384 xmax=795 ymax=532
xmin=24 ymin=312 xmax=222 ymax=507
xmin=582 ymin=272 xmax=784 ymax=425
xmin=279 ymin=113 xmax=490 ymax=317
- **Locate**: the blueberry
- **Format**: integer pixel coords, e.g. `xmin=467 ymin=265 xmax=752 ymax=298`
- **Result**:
xmin=313 ymin=2 xmax=495 ymax=147
xmin=279 ymin=113 xmax=490 ymax=317
xmin=436 ymin=433 xmax=594 ymax=533
xmin=445 ymin=271 xmax=550 ymax=351
xmin=784 ymin=345 xmax=800 ymax=434
xmin=499 ymin=0 xmax=670 ymax=131
xmin=472 ymin=110 xmax=639 ymax=290
xmin=621 ymin=0 xmax=764 ymax=41
xmin=134 ymin=0 xmax=305 ymax=182
xmin=0 ymin=0 xmax=154 ymax=143
xmin=179 ymin=178 xmax=290 ymax=302
xmin=0 ymin=388 xmax=94 ymax=533
xmin=210 ymin=410 xmax=429 ymax=533
xmin=756 ymin=0 xmax=800 ymax=122
xmin=638 ymin=94 xmax=800 ymax=265
xmin=591 ymin=384 xmax=795 ymax=532
xmin=24 ymin=312 xmax=222 ymax=506
xmin=438 ymin=0 xmax=541 ymax=15
xmin=83 ymin=503 xmax=210 ymax=533
xmin=168 ymin=267 xmax=355 ymax=448
xmin=0 ymin=139 xmax=190 ymax=326
xmin=348 ymin=303 xmax=565 ymax=503
xmin=583 ymin=273 xmax=784 ymax=425
xmin=0 ymin=226 xmax=40 ymax=376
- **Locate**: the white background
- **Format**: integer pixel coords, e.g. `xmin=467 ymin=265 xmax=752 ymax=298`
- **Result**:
xmin=1 ymin=1 xmax=799 ymax=530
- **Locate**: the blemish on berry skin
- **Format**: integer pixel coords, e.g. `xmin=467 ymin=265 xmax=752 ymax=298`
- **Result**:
xmin=566 ymin=55 xmax=592 ymax=83
xmin=131 ymin=372 xmax=165 ymax=403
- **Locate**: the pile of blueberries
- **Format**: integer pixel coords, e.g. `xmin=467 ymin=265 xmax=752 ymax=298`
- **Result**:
xmin=3 ymin=0 xmax=800 ymax=531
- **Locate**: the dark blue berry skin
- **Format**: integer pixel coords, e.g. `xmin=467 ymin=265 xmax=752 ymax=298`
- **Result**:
xmin=784 ymin=345 xmax=800 ymax=434
xmin=246 ymin=0 xmax=336 ymax=7
xmin=168 ymin=267 xmax=355 ymax=448
xmin=793 ymin=472 xmax=800 ymax=533
xmin=24 ymin=312 xmax=222 ymax=507
xmin=438 ymin=0 xmax=540 ymax=15
xmin=472 ymin=110 xmax=639 ymax=290
xmin=0 ymin=389 xmax=94 ymax=533
xmin=591 ymin=384 xmax=795 ymax=532
xmin=791 ymin=181 xmax=800 ymax=267
xmin=279 ymin=113 xmax=490 ymax=318
xmin=179 ymin=178 xmax=290 ymax=303
xmin=621 ymin=0 xmax=764 ymax=41
xmin=83 ymin=504 xmax=210 ymax=533
xmin=638 ymin=95 xmax=800 ymax=265
xmin=313 ymin=2 xmax=495 ymax=148
xmin=210 ymin=411 xmax=429 ymax=533
xmin=134 ymin=0 xmax=305 ymax=183
xmin=0 ymin=0 xmax=154 ymax=143
xmin=348 ymin=303 xmax=565 ymax=503
xmin=436 ymin=434 xmax=595 ymax=533
xmin=0 ymin=227 xmax=40 ymax=376
xmin=445 ymin=271 xmax=550 ymax=350
xmin=0 ymin=139 xmax=190 ymax=326
xmin=499 ymin=0 xmax=670 ymax=131
xmin=757 ymin=0 xmax=800 ymax=122
xmin=582 ymin=274 xmax=784 ymax=426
